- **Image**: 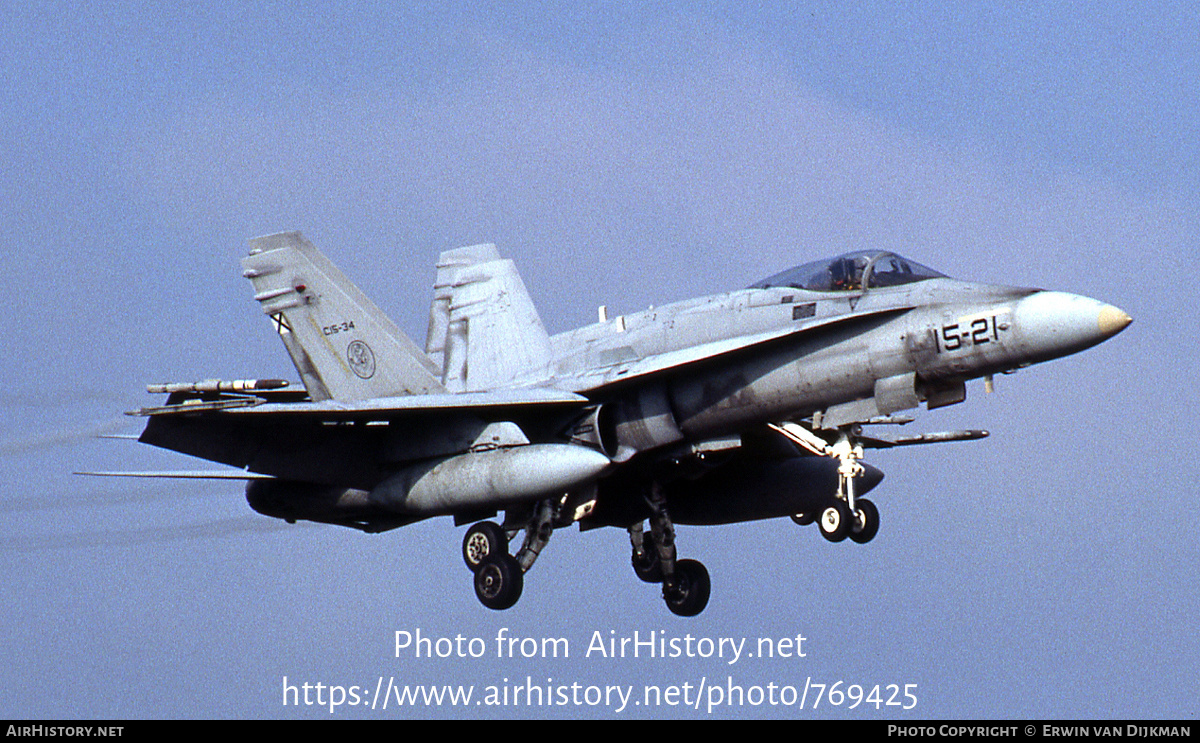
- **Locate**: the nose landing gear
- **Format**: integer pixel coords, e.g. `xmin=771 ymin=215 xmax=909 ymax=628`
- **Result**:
xmin=771 ymin=421 xmax=880 ymax=545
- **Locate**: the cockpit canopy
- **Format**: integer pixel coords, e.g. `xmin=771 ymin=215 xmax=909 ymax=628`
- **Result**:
xmin=749 ymin=251 xmax=947 ymax=292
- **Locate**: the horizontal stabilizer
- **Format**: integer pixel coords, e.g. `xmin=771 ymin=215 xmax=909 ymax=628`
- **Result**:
xmin=75 ymin=470 xmax=276 ymax=479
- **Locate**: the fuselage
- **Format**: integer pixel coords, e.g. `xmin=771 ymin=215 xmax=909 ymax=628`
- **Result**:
xmin=548 ymin=254 xmax=1129 ymax=452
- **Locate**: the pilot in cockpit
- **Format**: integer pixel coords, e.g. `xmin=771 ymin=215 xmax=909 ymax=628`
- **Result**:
xmin=829 ymin=256 xmax=866 ymax=291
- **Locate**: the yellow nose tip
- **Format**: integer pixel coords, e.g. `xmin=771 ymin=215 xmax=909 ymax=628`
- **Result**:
xmin=1098 ymin=306 xmax=1133 ymax=337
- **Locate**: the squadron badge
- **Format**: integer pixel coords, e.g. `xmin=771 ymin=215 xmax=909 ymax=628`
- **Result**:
xmin=347 ymin=340 xmax=376 ymax=379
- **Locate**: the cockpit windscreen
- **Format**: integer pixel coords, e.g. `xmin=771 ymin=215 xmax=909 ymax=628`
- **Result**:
xmin=749 ymin=251 xmax=946 ymax=292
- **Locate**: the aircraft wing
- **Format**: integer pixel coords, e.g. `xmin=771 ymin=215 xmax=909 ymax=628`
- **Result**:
xmin=131 ymin=388 xmax=591 ymax=420
xmin=129 ymin=386 xmax=595 ymax=490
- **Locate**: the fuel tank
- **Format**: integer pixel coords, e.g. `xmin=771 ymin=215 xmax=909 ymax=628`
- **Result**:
xmin=369 ymin=444 xmax=611 ymax=516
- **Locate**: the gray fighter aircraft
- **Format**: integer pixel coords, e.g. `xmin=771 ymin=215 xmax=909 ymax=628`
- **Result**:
xmin=92 ymin=233 xmax=1131 ymax=616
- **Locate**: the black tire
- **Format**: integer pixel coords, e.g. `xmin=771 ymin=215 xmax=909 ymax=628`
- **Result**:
xmin=818 ymin=502 xmax=851 ymax=543
xmin=848 ymin=498 xmax=879 ymax=544
xmin=462 ymin=521 xmax=508 ymax=573
xmin=632 ymin=533 xmax=663 ymax=583
xmin=473 ymin=553 xmax=523 ymax=610
xmin=664 ymin=559 xmax=711 ymax=617
xmin=791 ymin=512 xmax=816 ymax=526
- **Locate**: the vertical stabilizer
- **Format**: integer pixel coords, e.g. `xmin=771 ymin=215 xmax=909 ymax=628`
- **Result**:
xmin=426 ymin=245 xmax=554 ymax=392
xmin=242 ymin=232 xmax=445 ymax=401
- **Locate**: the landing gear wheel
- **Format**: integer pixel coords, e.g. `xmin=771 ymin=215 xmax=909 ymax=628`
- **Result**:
xmin=632 ymin=534 xmax=663 ymax=583
xmin=663 ymin=559 xmax=711 ymax=617
xmin=818 ymin=502 xmax=851 ymax=543
xmin=848 ymin=498 xmax=879 ymax=544
xmin=791 ymin=512 xmax=815 ymax=526
xmin=462 ymin=521 xmax=508 ymax=572
xmin=473 ymin=553 xmax=523 ymax=610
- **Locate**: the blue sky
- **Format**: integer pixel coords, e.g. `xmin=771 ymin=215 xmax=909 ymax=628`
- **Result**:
xmin=1 ymin=2 xmax=1196 ymax=719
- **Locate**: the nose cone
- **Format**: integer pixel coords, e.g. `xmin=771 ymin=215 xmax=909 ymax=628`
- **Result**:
xmin=1012 ymin=291 xmax=1132 ymax=362
xmin=1098 ymin=304 xmax=1134 ymax=337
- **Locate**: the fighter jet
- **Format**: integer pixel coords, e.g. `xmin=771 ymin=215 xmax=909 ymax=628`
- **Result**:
xmin=90 ymin=233 xmax=1131 ymax=616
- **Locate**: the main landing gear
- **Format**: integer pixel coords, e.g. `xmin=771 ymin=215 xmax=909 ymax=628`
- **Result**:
xmin=462 ymin=499 xmax=556 ymax=611
xmin=628 ymin=482 xmax=711 ymax=617
xmin=461 ymin=485 xmax=712 ymax=617
xmin=462 ymin=520 xmax=523 ymax=610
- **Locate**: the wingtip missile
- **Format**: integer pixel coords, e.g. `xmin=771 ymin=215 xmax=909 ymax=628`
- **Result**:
xmin=146 ymin=379 xmax=290 ymax=394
